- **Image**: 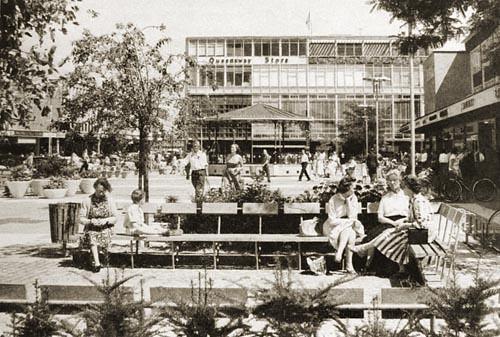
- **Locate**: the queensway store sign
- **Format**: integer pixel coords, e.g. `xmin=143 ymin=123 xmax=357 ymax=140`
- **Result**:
xmin=199 ymin=56 xmax=307 ymax=65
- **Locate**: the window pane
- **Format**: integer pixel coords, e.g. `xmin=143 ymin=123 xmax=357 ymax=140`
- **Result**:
xmin=198 ymin=40 xmax=207 ymax=56
xmin=207 ymin=40 xmax=215 ymax=56
xmin=188 ymin=40 xmax=197 ymax=55
xmin=272 ymin=40 xmax=280 ymax=56
xmin=262 ymin=40 xmax=270 ymax=56
xmin=254 ymin=40 xmax=262 ymax=56
xmin=290 ymin=41 xmax=298 ymax=56
xmin=226 ymin=40 xmax=234 ymax=57
xmin=270 ymin=69 xmax=279 ymax=86
xmin=216 ymin=68 xmax=224 ymax=86
xmin=215 ymin=40 xmax=224 ymax=56
xmin=235 ymin=69 xmax=243 ymax=86
xmin=337 ymin=44 xmax=346 ymax=56
xmin=234 ymin=41 xmax=243 ymax=57
xmin=280 ymin=67 xmax=288 ymax=86
xmin=226 ymin=67 xmax=234 ymax=86
xmin=299 ymin=41 xmax=306 ymax=56
xmin=243 ymin=70 xmax=251 ymax=86
xmin=298 ymin=67 xmax=306 ymax=86
xmin=244 ymin=41 xmax=252 ymax=56
xmin=354 ymin=44 xmax=362 ymax=56
xmin=281 ymin=40 xmax=289 ymax=56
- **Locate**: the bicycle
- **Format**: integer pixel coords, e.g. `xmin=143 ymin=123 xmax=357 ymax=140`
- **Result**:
xmin=442 ymin=175 xmax=498 ymax=202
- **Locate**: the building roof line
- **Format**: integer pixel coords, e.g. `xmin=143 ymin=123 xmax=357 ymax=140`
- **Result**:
xmin=186 ymin=35 xmax=396 ymax=40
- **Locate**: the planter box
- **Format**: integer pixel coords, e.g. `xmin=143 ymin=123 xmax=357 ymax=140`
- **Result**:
xmin=64 ymin=179 xmax=81 ymax=197
xmin=31 ymin=179 xmax=50 ymax=197
xmin=43 ymin=188 xmax=68 ymax=199
xmin=6 ymin=181 xmax=31 ymax=199
xmin=80 ymin=178 xmax=96 ymax=194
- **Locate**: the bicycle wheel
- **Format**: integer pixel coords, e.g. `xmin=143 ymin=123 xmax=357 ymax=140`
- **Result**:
xmin=487 ymin=209 xmax=500 ymax=251
xmin=443 ymin=179 xmax=462 ymax=202
xmin=473 ymin=178 xmax=498 ymax=202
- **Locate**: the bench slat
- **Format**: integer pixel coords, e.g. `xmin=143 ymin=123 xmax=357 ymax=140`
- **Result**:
xmin=284 ymin=203 xmax=320 ymax=214
xmin=429 ymin=241 xmax=446 ymax=257
xmin=242 ymin=203 xmax=278 ymax=215
xmin=113 ymin=233 xmax=329 ymax=243
xmin=202 ymin=203 xmax=238 ymax=214
xmin=160 ymin=203 xmax=197 ymax=214
xmin=409 ymin=244 xmax=427 ymax=259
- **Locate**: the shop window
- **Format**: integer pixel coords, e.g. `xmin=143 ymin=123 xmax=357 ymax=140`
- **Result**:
xmin=281 ymin=40 xmax=289 ymax=56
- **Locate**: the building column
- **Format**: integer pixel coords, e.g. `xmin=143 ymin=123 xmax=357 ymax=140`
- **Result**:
xmin=56 ymin=139 xmax=60 ymax=155
xmin=48 ymin=136 xmax=52 ymax=155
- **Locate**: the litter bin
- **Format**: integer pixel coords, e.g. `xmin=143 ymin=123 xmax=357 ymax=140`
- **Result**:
xmin=49 ymin=203 xmax=81 ymax=246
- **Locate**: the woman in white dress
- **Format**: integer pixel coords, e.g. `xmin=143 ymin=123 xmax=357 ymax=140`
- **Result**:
xmin=322 ymin=178 xmax=365 ymax=273
xmin=317 ymin=150 xmax=326 ymax=177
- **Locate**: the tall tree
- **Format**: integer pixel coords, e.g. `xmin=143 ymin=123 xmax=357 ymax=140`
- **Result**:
xmin=339 ymin=104 xmax=377 ymax=158
xmin=63 ymin=23 xmax=189 ymax=200
xmin=0 ymin=0 xmax=80 ymax=129
xmin=369 ymin=0 xmax=471 ymax=174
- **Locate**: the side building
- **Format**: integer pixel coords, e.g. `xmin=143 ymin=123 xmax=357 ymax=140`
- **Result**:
xmin=186 ymin=35 xmax=427 ymax=158
xmin=414 ymin=25 xmax=499 ymax=179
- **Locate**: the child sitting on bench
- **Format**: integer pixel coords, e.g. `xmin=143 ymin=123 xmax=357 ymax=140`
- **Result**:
xmin=124 ymin=189 xmax=169 ymax=235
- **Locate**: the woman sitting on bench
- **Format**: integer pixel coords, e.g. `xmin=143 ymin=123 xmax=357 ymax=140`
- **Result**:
xmin=351 ymin=173 xmax=435 ymax=276
xmin=322 ymin=178 xmax=365 ymax=274
xmin=123 ymin=189 xmax=169 ymax=235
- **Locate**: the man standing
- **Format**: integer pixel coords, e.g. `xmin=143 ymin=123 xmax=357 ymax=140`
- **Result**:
xmin=262 ymin=149 xmax=271 ymax=182
xmin=183 ymin=140 xmax=208 ymax=202
xmin=366 ymin=148 xmax=379 ymax=182
xmin=438 ymin=149 xmax=449 ymax=179
xmin=298 ymin=149 xmax=311 ymax=181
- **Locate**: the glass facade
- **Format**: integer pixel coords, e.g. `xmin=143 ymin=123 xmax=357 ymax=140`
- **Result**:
xmin=470 ymin=26 xmax=500 ymax=93
xmin=186 ymin=36 xmax=426 ymax=149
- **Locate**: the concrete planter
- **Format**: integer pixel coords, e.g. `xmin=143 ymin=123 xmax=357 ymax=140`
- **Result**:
xmin=64 ymin=179 xmax=81 ymax=197
xmin=121 ymin=171 xmax=129 ymax=179
xmin=80 ymin=178 xmax=96 ymax=194
xmin=106 ymin=171 xmax=113 ymax=178
xmin=43 ymin=188 xmax=68 ymax=199
xmin=31 ymin=179 xmax=50 ymax=197
xmin=6 ymin=181 xmax=31 ymax=199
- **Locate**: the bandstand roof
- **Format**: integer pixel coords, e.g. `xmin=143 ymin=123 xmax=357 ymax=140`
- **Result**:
xmin=203 ymin=104 xmax=312 ymax=122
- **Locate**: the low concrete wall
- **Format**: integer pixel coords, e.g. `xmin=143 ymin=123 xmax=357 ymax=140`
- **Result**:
xmin=208 ymin=164 xmax=301 ymax=177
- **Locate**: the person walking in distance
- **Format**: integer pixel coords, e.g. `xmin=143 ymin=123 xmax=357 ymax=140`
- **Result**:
xmin=262 ymin=149 xmax=271 ymax=182
xmin=298 ymin=148 xmax=311 ymax=181
xmin=182 ymin=140 xmax=208 ymax=203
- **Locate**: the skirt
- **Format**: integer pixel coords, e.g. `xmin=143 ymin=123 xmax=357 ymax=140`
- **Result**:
xmin=80 ymin=228 xmax=112 ymax=250
xmin=372 ymin=228 xmax=409 ymax=265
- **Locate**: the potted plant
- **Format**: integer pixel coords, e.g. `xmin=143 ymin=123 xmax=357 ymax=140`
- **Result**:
xmin=80 ymin=170 xmax=100 ymax=194
xmin=121 ymin=165 xmax=129 ymax=178
xmin=43 ymin=177 xmax=68 ymax=199
xmin=61 ymin=167 xmax=81 ymax=197
xmin=106 ymin=167 xmax=114 ymax=178
xmin=6 ymin=165 xmax=32 ymax=198
xmin=31 ymin=156 xmax=67 ymax=197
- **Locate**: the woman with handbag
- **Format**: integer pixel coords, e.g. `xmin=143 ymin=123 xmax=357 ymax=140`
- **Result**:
xmin=322 ymin=178 xmax=365 ymax=274
xmin=350 ymin=173 xmax=434 ymax=276
xmin=79 ymin=177 xmax=117 ymax=272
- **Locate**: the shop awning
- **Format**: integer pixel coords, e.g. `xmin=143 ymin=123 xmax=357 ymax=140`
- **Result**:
xmin=203 ymin=104 xmax=312 ymax=122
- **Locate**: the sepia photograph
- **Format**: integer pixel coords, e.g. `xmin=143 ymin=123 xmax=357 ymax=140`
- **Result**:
xmin=0 ymin=0 xmax=499 ymax=335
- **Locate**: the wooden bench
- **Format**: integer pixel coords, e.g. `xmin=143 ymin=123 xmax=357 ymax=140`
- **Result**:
xmin=409 ymin=203 xmax=466 ymax=286
xmin=81 ymin=201 xmax=380 ymax=270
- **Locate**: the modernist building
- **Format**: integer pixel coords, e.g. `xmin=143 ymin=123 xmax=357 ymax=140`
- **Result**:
xmin=186 ymin=35 xmax=427 ymax=156
xmin=414 ymin=25 xmax=499 ymax=169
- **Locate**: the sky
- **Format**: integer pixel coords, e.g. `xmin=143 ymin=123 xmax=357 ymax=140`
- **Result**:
xmin=53 ymin=0 xmax=464 ymax=71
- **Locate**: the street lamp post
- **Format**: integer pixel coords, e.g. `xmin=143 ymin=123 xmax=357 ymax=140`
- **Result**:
xmin=363 ymin=76 xmax=390 ymax=156
xmin=358 ymin=104 xmax=372 ymax=156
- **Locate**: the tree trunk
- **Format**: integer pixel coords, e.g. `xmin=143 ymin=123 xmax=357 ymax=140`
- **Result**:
xmin=138 ymin=123 xmax=145 ymax=191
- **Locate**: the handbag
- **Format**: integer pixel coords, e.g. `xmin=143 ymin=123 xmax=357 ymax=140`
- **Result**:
xmin=407 ymin=227 xmax=428 ymax=244
xmin=299 ymin=217 xmax=320 ymax=236
xmin=306 ymin=256 xmax=327 ymax=275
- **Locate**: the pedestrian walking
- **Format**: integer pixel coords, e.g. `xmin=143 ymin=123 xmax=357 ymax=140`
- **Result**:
xmin=262 ymin=149 xmax=271 ymax=182
xmin=182 ymin=140 xmax=208 ymax=202
xmin=298 ymin=149 xmax=311 ymax=181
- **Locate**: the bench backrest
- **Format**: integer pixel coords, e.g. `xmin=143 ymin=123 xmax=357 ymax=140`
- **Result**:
xmin=242 ymin=203 xmax=279 ymax=234
xmin=436 ymin=203 xmax=466 ymax=251
xmin=160 ymin=203 xmax=197 ymax=229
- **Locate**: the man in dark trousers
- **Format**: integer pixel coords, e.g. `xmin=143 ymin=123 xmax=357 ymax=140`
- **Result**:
xmin=262 ymin=149 xmax=271 ymax=182
xmin=298 ymin=149 xmax=311 ymax=181
xmin=366 ymin=148 xmax=379 ymax=182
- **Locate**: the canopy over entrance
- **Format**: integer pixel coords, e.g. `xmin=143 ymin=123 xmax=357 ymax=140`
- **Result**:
xmin=203 ymin=104 xmax=312 ymax=122
xmin=202 ymin=104 xmax=312 ymax=163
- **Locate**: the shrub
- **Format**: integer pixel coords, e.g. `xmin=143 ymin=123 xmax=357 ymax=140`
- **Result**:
xmin=8 ymin=280 xmax=58 ymax=337
xmin=162 ymin=270 xmax=250 ymax=337
xmin=251 ymin=260 xmax=353 ymax=337
xmin=43 ymin=177 xmax=66 ymax=189
xmin=8 ymin=165 xmax=32 ymax=181
xmin=60 ymin=270 xmax=167 ymax=337
xmin=61 ymin=166 xmax=81 ymax=180
xmin=33 ymin=155 xmax=68 ymax=178
xmin=425 ymin=270 xmax=500 ymax=337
